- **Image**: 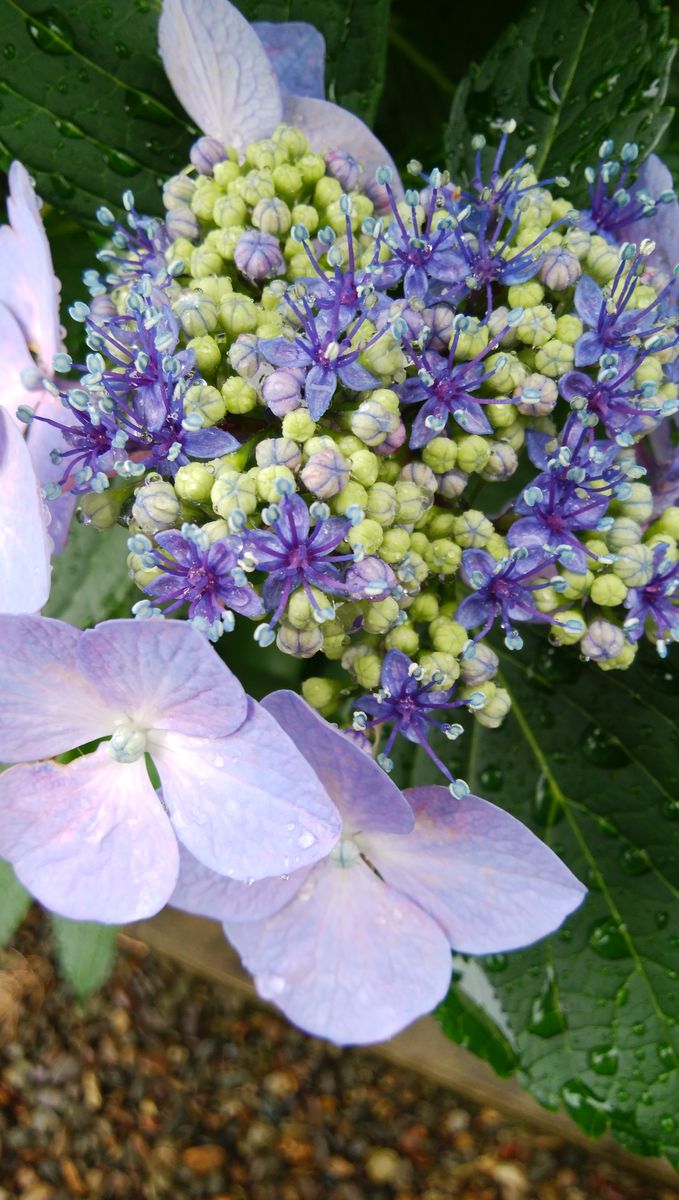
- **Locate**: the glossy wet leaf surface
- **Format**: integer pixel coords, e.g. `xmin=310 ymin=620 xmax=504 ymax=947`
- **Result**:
xmin=0 ymin=0 xmax=390 ymax=224
xmin=44 ymin=521 xmax=139 ymax=629
xmin=445 ymin=0 xmax=676 ymax=201
xmin=404 ymin=632 xmax=679 ymax=1165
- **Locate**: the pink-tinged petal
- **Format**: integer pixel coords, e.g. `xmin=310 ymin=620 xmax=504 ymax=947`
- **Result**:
xmin=225 ymin=857 xmax=453 ymax=1045
xmin=362 ymin=787 xmax=587 ymax=955
xmin=282 ymin=96 xmax=403 ymax=206
xmin=0 ymin=410 xmax=51 ymax=616
xmin=0 ymin=748 xmax=179 ymax=923
xmin=171 ymin=842 xmax=310 ymax=922
xmin=261 ymin=691 xmax=414 ymax=834
xmin=0 ymin=614 xmax=115 ymax=761
xmin=253 ymin=21 xmax=325 ymax=99
xmin=158 ymin=0 xmax=283 ymax=150
xmin=26 ymin=389 xmax=75 ymax=552
xmin=0 ymin=162 xmax=62 ymax=370
xmin=76 ymin=619 xmax=247 ymax=738
xmin=153 ymin=699 xmax=341 ymax=879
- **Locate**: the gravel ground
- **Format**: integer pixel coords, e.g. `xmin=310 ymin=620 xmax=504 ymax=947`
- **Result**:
xmin=1 ymin=911 xmax=677 ymax=1200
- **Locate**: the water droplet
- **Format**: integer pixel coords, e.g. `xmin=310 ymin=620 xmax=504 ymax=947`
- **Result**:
xmin=529 ymin=56 xmax=562 ymax=114
xmin=631 ymin=1022 xmax=645 ymax=1036
xmin=589 ymin=918 xmax=630 ymax=960
xmin=662 ymin=798 xmax=679 ymax=820
xmin=588 ymin=1045 xmax=618 ymax=1076
xmin=658 ymin=1042 xmax=675 ymax=1068
xmin=560 ymin=1080 xmax=609 ymax=1137
xmin=484 ymin=953 xmax=508 ymax=973
xmin=655 ymin=910 xmax=669 ymax=930
xmin=104 ymin=149 xmax=139 ymax=178
xmin=297 ymin=830 xmax=316 ymax=850
xmin=25 ymin=8 xmax=75 ymax=54
xmin=3 ymin=43 xmax=16 ymax=59
xmin=581 ymin=724 xmax=630 ymax=769
xmin=114 ymin=40 xmax=130 ymax=58
xmin=616 ymin=1087 xmax=630 ymax=1103
xmin=479 ymin=765 xmax=503 ymax=791
xmin=257 ymin=972 xmax=287 ymax=999
xmin=660 ymin=1115 xmax=676 ymax=1134
xmin=528 ymin=968 xmax=567 ymax=1038
xmin=55 ymin=118 xmax=82 ymax=139
xmin=620 ymin=846 xmax=651 ymax=876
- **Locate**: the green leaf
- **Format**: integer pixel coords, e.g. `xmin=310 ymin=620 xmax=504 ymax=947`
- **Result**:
xmin=0 ymin=0 xmax=391 ymax=225
xmin=43 ymin=520 xmax=137 ymax=628
xmin=50 ymin=914 xmax=118 ymax=998
xmin=445 ymin=0 xmax=676 ymax=200
xmin=0 ymin=859 xmax=31 ymax=946
xmin=412 ymin=633 xmax=679 ymax=1164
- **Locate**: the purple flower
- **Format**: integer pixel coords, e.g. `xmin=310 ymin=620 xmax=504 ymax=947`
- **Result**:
xmin=370 ymin=177 xmax=466 ymax=300
xmin=170 ymin=691 xmax=586 ymax=1045
xmin=234 ymin=230 xmax=285 ymax=282
xmin=137 ymin=525 xmax=264 ymax=629
xmin=582 ymin=144 xmax=679 ymax=274
xmin=94 ymin=194 xmax=171 ymax=294
xmin=244 ymin=492 xmax=351 ymax=627
xmin=355 ymin=649 xmax=470 ymax=788
xmin=623 ymin=542 xmax=679 ymax=651
xmin=573 ymin=260 xmax=675 ymax=369
xmin=0 ymin=617 xmax=341 ymax=922
xmin=456 ymin=547 xmax=556 ymax=647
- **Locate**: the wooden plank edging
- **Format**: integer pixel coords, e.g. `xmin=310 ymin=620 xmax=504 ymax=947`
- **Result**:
xmin=126 ymin=909 xmax=678 ymax=1188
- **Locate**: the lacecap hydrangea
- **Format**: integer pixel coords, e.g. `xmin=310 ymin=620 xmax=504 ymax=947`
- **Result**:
xmin=25 ymin=118 xmax=679 ymax=793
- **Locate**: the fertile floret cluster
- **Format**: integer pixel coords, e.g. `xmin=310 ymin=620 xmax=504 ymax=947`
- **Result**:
xmin=27 ymin=123 xmax=679 ymax=788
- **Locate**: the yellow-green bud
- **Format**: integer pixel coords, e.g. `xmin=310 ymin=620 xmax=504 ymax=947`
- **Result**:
xmin=429 ymin=616 xmax=468 ymax=656
xmin=606 ymin=517 xmax=643 ymax=552
xmin=453 ymin=320 xmax=489 ymax=360
xmin=352 ymin=651 xmax=382 ymax=690
xmin=127 ymin=551 xmax=161 ymax=590
xmin=211 ymin=469 xmax=258 ymax=518
xmin=184 ymin=383 xmax=226 ymax=426
xmin=599 ymin=641 xmax=637 ymax=671
xmin=516 ymin=304 xmax=557 ymax=348
xmin=174 ymin=292 xmax=219 ymax=336
xmin=425 ymin=537 xmax=462 ymax=575
xmin=213 ymin=194 xmax=247 ymax=228
xmin=221 ymin=377 xmax=258 ymax=414
xmin=190 ymin=180 xmax=221 ymax=221
xmin=212 ymin=159 xmax=240 ymax=188
xmin=485 ymin=402 xmax=517 ymax=430
xmin=363 ymin=597 xmax=400 ymax=635
xmin=365 ymin=482 xmax=398 ymax=527
xmin=395 ymin=480 xmax=431 ymax=526
xmin=615 ymin=482 xmax=653 ymax=524
xmin=313 ymin=175 xmax=343 ymax=208
xmin=419 ymin=652 xmax=460 ymax=688
xmin=333 ymin=481 xmax=369 ymax=516
xmin=409 ymin=593 xmax=439 ymax=622
xmin=272 ymin=164 xmax=303 ymax=203
xmin=349 ymin=449 xmax=379 ymax=487
xmin=427 ymin=511 xmax=456 ymax=538
xmin=508 ymin=281 xmax=545 ymax=308
xmin=348 ymin=518 xmax=383 ymax=555
xmin=131 ymin=480 xmax=180 ymax=535
xmin=281 ymin=410 xmax=316 ymax=443
xmin=301 ymin=676 xmax=343 ymax=715
xmin=290 ymin=203 xmax=319 ymax=234
xmin=187 ymin=334 xmax=222 ymax=376
xmin=78 ymin=486 xmax=130 ymax=530
xmin=534 ymin=338 xmax=575 ymax=377
xmin=475 ymin=687 xmax=511 ymax=728
xmin=257 ymin=465 xmax=297 ymax=502
xmin=385 ymin=623 xmax=419 ymax=654
xmin=559 ymin=567 xmax=593 ymax=599
xmin=277 ymin=620 xmax=323 ymax=659
xmin=485 ymin=352 xmax=527 ymax=392
xmin=486 ymin=532 xmax=509 ymax=560
xmin=287 ymin=587 xmax=328 ymax=629
xmin=613 ymin=544 xmax=654 ymax=586
xmin=550 ymin=610 xmax=586 ymax=645
xmin=379 ymin=527 xmax=410 ymax=563
xmin=586 ymin=236 xmax=619 ymax=283
xmin=452 ymin=509 xmax=494 ymax=548
xmin=174 ymin=462 xmax=215 ymax=504
xmin=422 ymin=436 xmax=458 ymax=473
xmin=656 ymin=506 xmax=679 ymax=538
xmin=273 ymin=124 xmax=309 ymax=158
xmin=456 ymin=434 xmax=490 ymax=474
xmin=189 ymin=245 xmax=224 ymax=279
xmin=219 ymin=295 xmax=258 ymax=337
xmin=591 ymin=573 xmax=628 ymax=606
xmin=252 ymin=195 xmax=292 ymax=237
xmin=555 ymin=314 xmax=584 ymax=346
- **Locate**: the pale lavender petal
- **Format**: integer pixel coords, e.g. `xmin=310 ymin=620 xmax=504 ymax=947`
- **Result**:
xmin=261 ymin=691 xmax=414 ymax=833
xmin=76 ymin=619 xmax=247 ymax=738
xmin=171 ymin=842 xmax=310 ymax=921
xmin=574 ymin=331 xmax=604 ymax=367
xmin=337 ymin=361 xmax=380 ymax=391
xmin=153 ymin=699 xmax=341 ymax=879
xmin=225 ymin=856 xmax=453 ymax=1044
xmin=282 ymin=96 xmax=403 ymax=203
xmin=253 ymin=21 xmax=325 ymax=99
xmin=362 ymin=787 xmax=587 ymax=955
xmin=25 ymin=389 xmax=75 ymax=553
xmin=259 ymin=336 xmax=311 ymax=368
xmin=305 ymin=363 xmax=337 ymax=420
xmin=0 ymin=411 xmax=51 ymax=617
xmin=0 ymin=301 xmax=44 ymax=429
xmin=0 ymin=748 xmax=179 ymax=923
xmin=573 ymin=273 xmax=603 ymax=326
xmin=0 ymin=162 xmax=62 ymax=371
xmin=617 ymin=155 xmax=679 ymax=277
xmin=158 ymin=0 xmax=283 ymax=150
xmin=183 ymin=426 xmax=240 ymax=456
xmin=0 ymin=614 xmax=116 ymax=760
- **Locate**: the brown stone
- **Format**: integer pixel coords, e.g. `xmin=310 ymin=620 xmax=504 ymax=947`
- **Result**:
xmin=180 ymin=1144 xmax=227 ymax=1174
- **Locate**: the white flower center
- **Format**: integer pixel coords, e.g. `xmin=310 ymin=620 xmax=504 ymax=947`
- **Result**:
xmin=109 ymin=721 xmax=148 ymax=763
xmin=329 ymin=837 xmax=361 ymax=868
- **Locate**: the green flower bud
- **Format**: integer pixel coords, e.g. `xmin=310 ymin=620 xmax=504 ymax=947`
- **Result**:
xmin=365 ymin=482 xmax=398 ymax=527
xmin=516 ymin=304 xmax=557 ymax=348
xmin=301 ymin=676 xmax=343 ymax=715
xmin=190 ymin=180 xmax=222 ymax=221
xmin=163 ymin=173 xmax=196 ymax=209
xmin=599 ymin=641 xmax=637 ymax=671
xmin=348 ymin=518 xmax=383 ymax=555
xmin=534 ymin=338 xmax=575 ymax=377
xmin=396 ymin=550 xmax=428 ymax=586
xmin=184 ymin=383 xmax=226 ymax=426
xmin=613 ymin=544 xmax=654 ymax=586
xmin=313 ymin=175 xmax=343 ymax=209
xmin=219 ymin=295 xmax=258 ymax=337
xmin=425 ymin=537 xmax=462 ymax=575
xmin=452 ymin=319 xmax=489 ymax=361
xmin=221 ymin=376 xmax=258 ymax=414
xmin=303 ymin=435 xmax=337 ymax=460
xmin=487 ymin=305 xmax=518 ymax=346
xmin=533 ymin=585 xmax=560 ymax=613
xmin=655 ymin=506 xmax=679 ymax=539
xmin=257 ymin=465 xmax=297 ymax=502
xmin=252 ymin=195 xmax=292 ymax=237
xmin=485 ymin=352 xmax=527 ymax=392
xmin=590 ymin=573 xmax=628 ymax=607
xmin=486 ymin=533 xmax=509 ymax=560
xmin=189 ymin=245 xmax=224 ymax=279
xmin=562 ymin=226 xmax=591 ymax=260
xmin=273 ymin=125 xmax=309 ymax=158
xmin=187 ymin=334 xmax=222 ymax=377
xmin=554 ymin=314 xmax=584 ymax=345
xmin=287 ymin=586 xmax=329 ymax=629
xmin=456 ymin=435 xmax=491 ymax=474
xmin=475 ymin=687 xmax=511 ymax=728
xmin=174 ymin=462 xmax=215 ymax=504
xmin=212 ymin=159 xmax=241 ymax=188
xmin=277 ymin=620 xmax=323 ymax=659
xmin=166 ymin=236 xmax=195 ymax=271
xmin=550 ymin=609 xmax=586 ymax=645
xmin=452 ymin=509 xmax=494 ymax=548
xmin=379 ymin=527 xmax=410 ymax=564
xmin=282 ymin=410 xmax=317 ymax=443
xmin=378 ymin=457 xmax=402 ymax=485
xmin=409 ymin=531 xmax=429 ymax=556
xmin=290 ymin=203 xmax=319 ymax=234
xmin=514 ymin=372 xmax=558 ymax=415
xmin=189 ymin=271 xmax=232 ymax=301
xmin=78 ymin=485 xmax=131 ymax=530
xmin=606 ymin=517 xmax=643 ymax=552
xmin=245 ymin=138 xmax=277 ymax=170
xmin=297 ymin=153 xmax=326 ymax=188
xmin=646 ymin=534 xmax=677 ymax=561
xmin=485 ymin=402 xmax=517 ymax=429
xmin=399 ymin=462 xmax=437 ymax=497
xmin=461 ymin=680 xmax=496 ymax=708
xmin=349 ymin=448 xmax=379 ymax=487
xmin=363 ymin=597 xmax=400 ymax=635
xmin=271 ymin=164 xmax=303 ymax=203
xmin=422 ymin=436 xmax=457 ymax=473
xmin=426 ymin=512 xmax=455 ymax=539
xmin=615 ymin=482 xmax=653 ymax=524
xmin=559 ymin=567 xmax=593 ymax=599
xmin=349 ymin=396 xmax=400 ymax=447
xmin=237 ymin=169 xmax=275 ymax=207
xmin=394 ymin=480 xmax=431 ymax=526
xmin=321 ymin=621 xmax=349 ymax=660
xmin=634 ymin=357 xmax=664 ymax=386
xmin=352 ymin=650 xmax=382 ymax=690
xmin=212 ymin=226 xmax=245 ymax=261
xmin=418 ymin=652 xmax=460 ymax=689
xmin=333 ymin=480 xmax=369 ymax=516
xmin=408 ymin=592 xmax=439 ymax=622
xmin=211 ymin=469 xmax=257 ymax=518
xmin=385 ymin=623 xmax=419 ymax=654
xmin=429 ymin=616 xmax=468 ymax=656
xmin=213 ymin=194 xmax=247 ymax=229
xmin=507 ymin=281 xmax=544 ymax=308
xmin=481 ymin=441 xmax=518 ymax=481
xmin=131 ymin=480 xmax=180 ymax=535
xmin=127 ymin=550 xmax=161 ymax=589
xmin=586 ymin=235 xmax=619 ymax=283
